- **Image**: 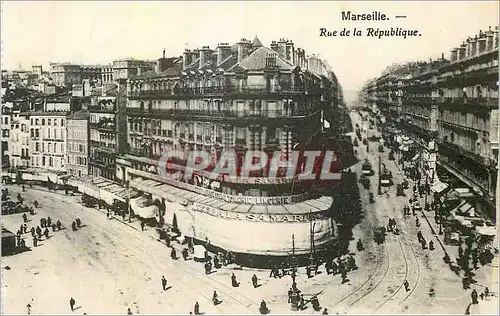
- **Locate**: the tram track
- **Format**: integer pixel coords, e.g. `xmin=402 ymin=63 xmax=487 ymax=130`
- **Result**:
xmin=336 ymin=116 xmax=422 ymax=314
xmin=13 ymin=186 xmax=259 ymax=313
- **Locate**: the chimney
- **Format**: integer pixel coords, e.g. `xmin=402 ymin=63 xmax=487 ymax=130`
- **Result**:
xmin=270 ymin=41 xmax=279 ymax=53
xmin=458 ymin=42 xmax=467 ymax=60
xmin=199 ymin=46 xmax=211 ymax=69
xmin=183 ymin=49 xmax=192 ymax=70
xmin=277 ymin=38 xmax=287 ymax=59
xmin=285 ymin=40 xmax=295 ymax=64
xmin=183 ymin=49 xmax=199 ymax=70
xmin=237 ymin=38 xmax=251 ymax=63
xmin=493 ymin=26 xmax=499 ymax=49
xmin=216 ymin=43 xmax=231 ymax=66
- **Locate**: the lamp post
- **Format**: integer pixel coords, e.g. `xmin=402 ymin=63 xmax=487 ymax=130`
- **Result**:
xmin=126 ymin=180 xmax=132 ymax=223
xmin=290 ymin=234 xmax=300 ymax=311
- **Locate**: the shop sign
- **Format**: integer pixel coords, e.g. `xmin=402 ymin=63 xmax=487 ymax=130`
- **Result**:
xmin=191 ymin=203 xmax=326 ymax=223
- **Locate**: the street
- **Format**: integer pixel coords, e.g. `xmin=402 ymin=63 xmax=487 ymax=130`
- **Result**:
xmin=1 ymin=109 xmax=496 ymax=315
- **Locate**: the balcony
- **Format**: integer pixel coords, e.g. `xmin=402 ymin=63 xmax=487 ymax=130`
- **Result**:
xmin=88 ymin=104 xmax=117 ymax=113
xmin=90 ymin=121 xmax=116 ymax=132
xmin=128 ymin=84 xmax=316 ymax=99
xmin=127 ymin=107 xmax=320 ymax=122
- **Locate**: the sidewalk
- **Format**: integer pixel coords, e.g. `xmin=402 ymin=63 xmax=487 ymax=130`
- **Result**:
xmin=392 ymin=159 xmax=498 ymax=296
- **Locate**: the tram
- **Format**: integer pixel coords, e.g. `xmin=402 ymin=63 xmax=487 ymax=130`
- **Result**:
xmin=361 ymin=159 xmax=374 ymax=176
xmin=380 ymin=169 xmax=393 ymax=187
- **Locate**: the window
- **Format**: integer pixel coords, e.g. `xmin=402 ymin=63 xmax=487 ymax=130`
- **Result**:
xmin=48 ymin=143 xmax=52 ymax=153
xmin=42 ymin=156 xmax=46 ymax=165
xmin=48 ymin=119 xmax=51 ymax=125
xmin=42 ymin=142 xmax=45 ymax=152
xmin=31 ymin=129 xmax=34 ymax=138
xmin=79 ymin=144 xmax=83 ymax=152
xmin=35 ymin=143 xmax=40 ymax=152
xmin=35 ymin=129 xmax=39 ymax=138
xmin=30 ymin=119 xmax=33 ymax=125
xmin=54 ymin=129 xmax=58 ymax=139
xmin=49 ymin=157 xmax=53 ymax=167
xmin=83 ymin=157 xmax=87 ymax=165
xmin=42 ymin=119 xmax=45 ymax=125
xmin=54 ymin=119 xmax=58 ymax=126
xmin=36 ymin=119 xmax=39 ymax=125
xmin=48 ymin=129 xmax=51 ymax=138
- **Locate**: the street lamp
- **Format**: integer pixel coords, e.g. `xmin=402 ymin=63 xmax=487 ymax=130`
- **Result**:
xmin=290 ymin=234 xmax=300 ymax=311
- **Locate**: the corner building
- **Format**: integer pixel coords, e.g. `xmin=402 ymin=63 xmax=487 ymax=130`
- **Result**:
xmin=117 ymin=37 xmax=342 ymax=259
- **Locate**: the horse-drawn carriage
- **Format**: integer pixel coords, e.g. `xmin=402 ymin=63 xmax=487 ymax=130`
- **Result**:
xmin=373 ymin=227 xmax=386 ymax=244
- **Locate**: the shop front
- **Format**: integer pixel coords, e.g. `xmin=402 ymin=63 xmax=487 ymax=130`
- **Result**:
xmin=127 ymin=174 xmax=337 ymax=260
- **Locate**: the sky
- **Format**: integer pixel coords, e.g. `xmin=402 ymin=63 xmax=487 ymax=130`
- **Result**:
xmin=1 ymin=1 xmax=499 ymax=99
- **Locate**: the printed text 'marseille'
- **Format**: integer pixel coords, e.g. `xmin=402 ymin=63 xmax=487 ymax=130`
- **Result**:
xmin=341 ymin=11 xmax=389 ymax=21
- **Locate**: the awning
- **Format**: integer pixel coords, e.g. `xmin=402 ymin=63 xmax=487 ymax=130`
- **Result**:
xmin=130 ymin=196 xmax=159 ymax=219
xmin=193 ymin=245 xmax=206 ymax=259
xmin=431 ymin=181 xmax=449 ymax=194
xmin=475 ymin=226 xmax=496 ymax=236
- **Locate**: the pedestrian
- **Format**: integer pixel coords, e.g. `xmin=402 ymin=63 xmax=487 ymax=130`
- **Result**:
xmin=421 ymin=238 xmax=427 ymax=250
xmin=259 ymin=300 xmax=269 ymax=314
xmin=140 ymin=221 xmax=145 ymax=231
xmin=23 ymin=224 xmax=28 ymax=234
xmin=31 ymin=227 xmax=35 ymax=237
xmin=72 ymin=221 xmax=77 ymax=231
xmin=252 ymin=274 xmax=258 ymax=288
xmin=404 ymin=280 xmax=409 ymax=292
xmin=306 ymin=265 xmax=312 ymax=278
xmin=69 ymin=297 xmax=76 ymax=311
xmin=231 ymin=273 xmax=240 ymax=287
xmin=204 ymin=261 xmax=211 ymax=274
xmin=415 ymin=218 xmax=420 ymax=227
xmin=23 ymin=213 xmax=28 ymax=223
xmin=56 ymin=220 xmax=62 ymax=230
xmin=52 ymin=223 xmax=56 ymax=232
xmin=341 ymin=270 xmax=347 ymax=283
xmin=299 ymin=294 xmax=305 ymax=310
xmin=331 ymin=260 xmax=338 ymax=275
xmin=161 ymin=275 xmax=167 ymax=291
xmin=485 ymin=287 xmax=490 ymax=297
xmin=106 ymin=209 xmax=110 ymax=219
xmin=322 ymin=308 xmax=329 ymax=315
xmin=194 ymin=301 xmax=200 ymax=315
xmin=22 ymin=185 xmax=26 ymax=192
xmin=287 ymin=287 xmax=293 ymax=303
xmin=212 ymin=291 xmax=220 ymax=305
xmin=40 ymin=218 xmax=44 ymax=228
xmin=269 ymin=265 xmax=276 ymax=278
xmin=429 ymin=241 xmax=434 ymax=251
xmin=127 ymin=307 xmax=133 ymax=315
xmin=170 ymin=248 xmax=177 ymax=260
xmin=417 ymin=231 xmax=423 ymax=243
xmin=76 ymin=218 xmax=81 ymax=228
xmin=471 ymin=289 xmax=478 ymax=304
xmin=182 ymin=248 xmax=189 ymax=261
xmin=44 ymin=228 xmax=49 ymax=239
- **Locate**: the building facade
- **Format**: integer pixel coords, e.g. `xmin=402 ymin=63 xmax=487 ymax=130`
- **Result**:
xmin=88 ymin=87 xmax=128 ymax=180
xmin=6 ymin=111 xmax=30 ymax=168
xmin=66 ymin=109 xmax=90 ymax=177
xmin=28 ymin=112 xmax=68 ymax=172
xmin=363 ymin=25 xmax=499 ymax=218
xmin=50 ymin=63 xmax=114 ymax=88
xmin=115 ymin=36 xmax=341 ymax=257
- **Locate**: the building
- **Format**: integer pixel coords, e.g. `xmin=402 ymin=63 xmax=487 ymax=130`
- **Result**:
xmin=114 ymin=36 xmax=341 ymax=258
xmin=66 ymin=109 xmax=90 ymax=177
xmin=112 ymin=59 xmax=157 ymax=80
xmin=88 ymin=85 xmax=128 ymax=180
xmin=50 ymin=63 xmax=114 ymax=88
xmin=27 ymin=111 xmax=68 ymax=172
xmin=5 ymin=110 xmax=30 ymax=168
xmin=1 ymin=105 xmax=12 ymax=167
xmin=362 ymin=25 xmax=499 ymax=219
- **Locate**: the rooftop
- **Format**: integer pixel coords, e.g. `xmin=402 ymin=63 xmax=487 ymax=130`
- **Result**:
xmin=67 ymin=109 xmax=90 ymax=120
